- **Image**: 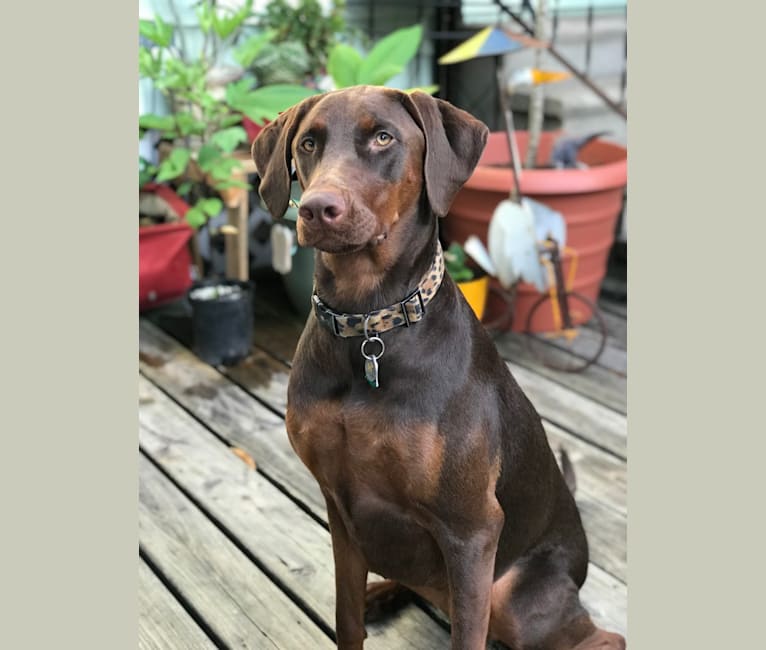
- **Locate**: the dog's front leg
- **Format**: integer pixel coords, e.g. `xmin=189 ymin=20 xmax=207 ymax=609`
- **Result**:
xmin=434 ymin=505 xmax=504 ymax=650
xmin=325 ymin=496 xmax=369 ymax=650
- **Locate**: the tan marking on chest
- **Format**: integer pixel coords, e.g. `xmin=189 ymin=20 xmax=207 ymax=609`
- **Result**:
xmin=286 ymin=400 xmax=445 ymax=503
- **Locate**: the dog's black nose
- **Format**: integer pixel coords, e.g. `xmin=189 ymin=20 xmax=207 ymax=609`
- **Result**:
xmin=298 ymin=190 xmax=347 ymax=225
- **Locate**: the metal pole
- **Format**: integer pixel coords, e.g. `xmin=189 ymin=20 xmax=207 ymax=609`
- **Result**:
xmin=496 ymin=63 xmax=522 ymax=203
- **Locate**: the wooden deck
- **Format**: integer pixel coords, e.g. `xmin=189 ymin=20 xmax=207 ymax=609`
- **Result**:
xmin=138 ymin=277 xmax=627 ymax=649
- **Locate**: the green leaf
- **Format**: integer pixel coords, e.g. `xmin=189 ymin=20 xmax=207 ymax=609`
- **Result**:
xmin=212 ymin=0 xmax=252 ymax=40
xmin=155 ymin=148 xmax=191 ymax=182
xmin=198 ymin=198 xmax=223 ymax=217
xmin=139 ymin=16 xmax=173 ymax=47
xmin=152 ymin=14 xmax=173 ymax=47
xmin=139 ymin=19 xmax=157 ymax=43
xmin=197 ymin=144 xmax=223 ymax=172
xmin=174 ymin=113 xmax=206 ymax=137
xmin=357 ymin=25 xmax=423 ymax=86
xmin=220 ymin=114 xmax=244 ymax=128
xmin=207 ymin=157 xmax=240 ymax=182
xmin=451 ymin=268 xmax=474 ymax=282
xmin=185 ymin=206 xmax=208 ymax=229
xmin=225 ymin=78 xmax=255 ymax=108
xmin=138 ymin=47 xmax=158 ymax=78
xmin=214 ymin=178 xmax=250 ymax=191
xmin=139 ymin=114 xmax=175 ymax=132
xmin=231 ymin=84 xmax=318 ymax=125
xmin=176 ymin=181 xmax=193 ymax=197
xmin=139 ymin=157 xmax=157 ymax=188
xmin=196 ymin=2 xmax=213 ymax=34
xmin=234 ymin=30 xmax=275 ymax=68
xmin=364 ymin=63 xmax=404 ymax=87
xmin=210 ymin=126 xmax=248 ymax=153
xmin=327 ymin=43 xmax=363 ymax=88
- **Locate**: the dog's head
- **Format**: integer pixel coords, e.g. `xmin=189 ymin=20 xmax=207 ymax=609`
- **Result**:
xmin=252 ymin=86 xmax=488 ymax=254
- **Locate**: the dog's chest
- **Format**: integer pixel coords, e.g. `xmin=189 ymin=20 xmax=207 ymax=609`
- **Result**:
xmin=286 ymin=398 xmax=445 ymax=498
xmin=287 ymin=398 xmax=448 ymax=583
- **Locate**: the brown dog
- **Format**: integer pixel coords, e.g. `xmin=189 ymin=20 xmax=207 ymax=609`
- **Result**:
xmin=252 ymin=86 xmax=625 ymax=650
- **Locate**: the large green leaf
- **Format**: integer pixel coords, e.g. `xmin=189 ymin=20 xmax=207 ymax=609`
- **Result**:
xmin=155 ymin=148 xmax=191 ymax=182
xmin=356 ymin=25 xmax=423 ymax=86
xmin=231 ymin=84 xmax=317 ymax=125
xmin=327 ymin=44 xmax=363 ymax=88
xmin=364 ymin=63 xmax=404 ymax=87
xmin=210 ymin=126 xmax=248 ymax=153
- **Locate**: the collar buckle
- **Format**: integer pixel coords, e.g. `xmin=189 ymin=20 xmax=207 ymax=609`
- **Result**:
xmin=399 ymin=287 xmax=425 ymax=327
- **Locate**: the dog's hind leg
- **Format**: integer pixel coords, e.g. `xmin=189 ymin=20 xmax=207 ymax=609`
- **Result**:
xmin=489 ymin=553 xmax=625 ymax=650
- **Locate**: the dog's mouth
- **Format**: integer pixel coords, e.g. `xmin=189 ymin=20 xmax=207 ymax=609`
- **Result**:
xmin=296 ymin=202 xmax=383 ymax=254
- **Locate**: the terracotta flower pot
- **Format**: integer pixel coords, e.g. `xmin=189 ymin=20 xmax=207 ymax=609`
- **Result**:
xmin=444 ymin=130 xmax=627 ymax=332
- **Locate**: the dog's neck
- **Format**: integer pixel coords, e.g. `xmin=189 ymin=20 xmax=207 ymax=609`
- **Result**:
xmin=313 ymin=202 xmax=438 ymax=315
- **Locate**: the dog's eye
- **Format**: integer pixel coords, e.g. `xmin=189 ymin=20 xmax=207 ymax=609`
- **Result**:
xmin=374 ymin=131 xmax=393 ymax=146
xmin=300 ymin=137 xmax=316 ymax=153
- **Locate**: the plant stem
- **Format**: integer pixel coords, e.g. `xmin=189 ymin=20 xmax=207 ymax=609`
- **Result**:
xmin=525 ymin=0 xmax=548 ymax=169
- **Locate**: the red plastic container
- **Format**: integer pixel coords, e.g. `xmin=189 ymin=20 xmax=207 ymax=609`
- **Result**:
xmin=445 ymin=131 xmax=627 ymax=332
xmin=139 ymin=222 xmax=194 ymax=311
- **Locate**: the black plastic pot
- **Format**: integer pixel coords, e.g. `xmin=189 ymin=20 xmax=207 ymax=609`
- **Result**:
xmin=187 ymin=279 xmax=254 ymax=366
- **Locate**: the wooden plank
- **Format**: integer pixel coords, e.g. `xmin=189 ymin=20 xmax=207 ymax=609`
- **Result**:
xmin=580 ymin=564 xmax=627 ymax=638
xmin=586 ymin=307 xmax=626 ymax=350
xmin=226 ymin=347 xmax=289 ymax=414
xmin=139 ymin=376 xmax=451 ymax=649
xmin=142 ymin=318 xmax=625 ymax=585
xmin=545 ymin=422 xmax=626 ymax=515
xmin=138 ymin=559 xmax=216 ymax=650
xmin=493 ymin=332 xmax=627 ymax=414
xmin=598 ymin=296 xmax=627 ymax=319
xmin=141 ymin=313 xmax=626 ymax=631
xmin=140 ymin=372 xmax=625 ymax=636
xmin=140 ymin=458 xmax=332 ymax=649
xmin=506 ymin=362 xmax=627 ymax=459
xmin=540 ymin=325 xmax=627 ymax=376
xmin=140 ymin=319 xmax=324 ymax=516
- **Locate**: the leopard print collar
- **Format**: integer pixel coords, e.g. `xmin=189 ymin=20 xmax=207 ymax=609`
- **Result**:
xmin=312 ymin=241 xmax=445 ymax=338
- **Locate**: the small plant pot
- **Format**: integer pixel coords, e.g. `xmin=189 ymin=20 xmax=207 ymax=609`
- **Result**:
xmin=456 ymin=274 xmax=490 ymax=321
xmin=188 ymin=280 xmax=254 ymax=366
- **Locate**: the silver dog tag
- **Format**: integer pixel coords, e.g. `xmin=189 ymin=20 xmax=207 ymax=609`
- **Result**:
xmin=364 ymin=356 xmax=379 ymax=388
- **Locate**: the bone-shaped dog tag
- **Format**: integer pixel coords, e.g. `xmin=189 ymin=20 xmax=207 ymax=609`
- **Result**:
xmin=364 ymin=356 xmax=379 ymax=388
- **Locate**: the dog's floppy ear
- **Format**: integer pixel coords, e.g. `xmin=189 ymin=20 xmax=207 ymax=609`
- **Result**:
xmin=251 ymin=93 xmax=323 ymax=218
xmin=402 ymin=91 xmax=489 ymax=217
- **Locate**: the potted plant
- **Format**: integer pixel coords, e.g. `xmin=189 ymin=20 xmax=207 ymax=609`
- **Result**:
xmin=438 ymin=7 xmax=627 ymax=332
xmin=138 ymin=1 xmax=314 ymax=365
xmin=444 ymin=242 xmax=490 ymax=321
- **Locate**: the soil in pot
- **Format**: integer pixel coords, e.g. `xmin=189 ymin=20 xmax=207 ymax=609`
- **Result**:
xmin=188 ymin=280 xmax=254 ymax=366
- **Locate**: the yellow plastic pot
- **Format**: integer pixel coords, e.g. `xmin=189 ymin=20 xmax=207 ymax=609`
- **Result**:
xmin=457 ymin=274 xmax=490 ymax=321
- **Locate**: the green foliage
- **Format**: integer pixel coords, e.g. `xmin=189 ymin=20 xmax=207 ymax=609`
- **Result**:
xmin=444 ymin=243 xmax=475 ymax=283
xmin=257 ymin=0 xmax=348 ymax=75
xmin=138 ymin=0 xmax=315 ymax=231
xmin=327 ymin=24 xmax=437 ymax=94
